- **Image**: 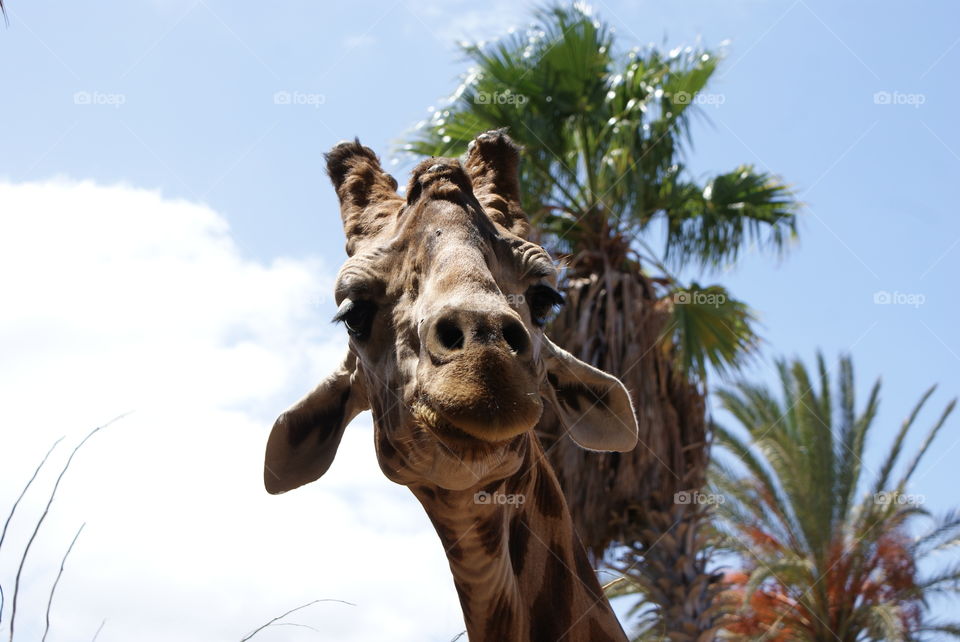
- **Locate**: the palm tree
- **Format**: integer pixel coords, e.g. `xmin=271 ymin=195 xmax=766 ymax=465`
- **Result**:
xmin=710 ymin=353 xmax=960 ymax=640
xmin=406 ymin=4 xmax=799 ymax=638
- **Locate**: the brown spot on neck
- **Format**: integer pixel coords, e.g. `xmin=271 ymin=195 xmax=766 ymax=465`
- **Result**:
xmin=509 ymin=512 xmax=531 ymax=576
xmin=532 ymin=462 xmax=566 ymax=519
xmin=528 ymin=538 xmax=574 ymax=642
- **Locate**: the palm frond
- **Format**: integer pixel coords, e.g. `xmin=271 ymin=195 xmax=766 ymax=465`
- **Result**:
xmin=710 ymin=426 xmax=803 ymax=550
xmin=710 ymin=464 xmax=795 ymax=553
xmin=913 ymin=510 xmax=960 ymax=557
xmin=916 ymin=561 xmax=960 ymax=593
xmin=864 ymin=602 xmax=907 ymax=641
xmin=663 ymin=166 xmax=799 ymax=269
xmin=667 ymin=282 xmax=758 ymax=379
xmin=918 ymin=623 xmax=960 ymax=639
xmin=870 ymin=386 xmax=937 ymax=497
xmin=836 ymin=365 xmax=879 ymax=524
xmin=895 ymin=397 xmax=956 ymax=489
xmin=741 ymin=557 xmax=812 ymax=607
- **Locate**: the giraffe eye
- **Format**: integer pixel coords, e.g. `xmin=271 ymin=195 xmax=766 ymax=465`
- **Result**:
xmin=333 ymin=298 xmax=377 ymax=340
xmin=526 ymin=285 xmax=564 ymax=327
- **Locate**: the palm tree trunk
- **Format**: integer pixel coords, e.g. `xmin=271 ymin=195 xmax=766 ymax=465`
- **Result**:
xmin=538 ymin=259 xmax=724 ymax=639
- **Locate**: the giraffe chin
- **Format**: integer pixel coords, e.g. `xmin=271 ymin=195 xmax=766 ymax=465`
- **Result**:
xmin=399 ymin=401 xmax=528 ymax=491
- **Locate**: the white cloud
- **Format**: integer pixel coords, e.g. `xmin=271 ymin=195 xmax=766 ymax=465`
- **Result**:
xmin=0 ymin=180 xmax=464 ymax=641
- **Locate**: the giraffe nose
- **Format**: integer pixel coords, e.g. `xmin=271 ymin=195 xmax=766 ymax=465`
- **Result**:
xmin=418 ymin=302 xmax=542 ymax=440
xmin=424 ymin=306 xmax=530 ymax=361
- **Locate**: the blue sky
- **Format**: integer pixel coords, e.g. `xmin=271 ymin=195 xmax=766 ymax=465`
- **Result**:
xmin=1 ymin=0 xmax=959 ymax=639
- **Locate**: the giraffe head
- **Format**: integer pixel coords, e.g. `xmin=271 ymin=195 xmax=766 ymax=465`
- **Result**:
xmin=264 ymin=130 xmax=638 ymax=494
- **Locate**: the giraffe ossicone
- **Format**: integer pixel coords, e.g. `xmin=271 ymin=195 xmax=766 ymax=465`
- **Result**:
xmin=264 ymin=130 xmax=638 ymax=641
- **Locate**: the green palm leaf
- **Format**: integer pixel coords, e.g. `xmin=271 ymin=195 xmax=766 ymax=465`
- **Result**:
xmin=664 ymin=166 xmax=798 ymax=269
xmin=667 ymin=283 xmax=758 ymax=379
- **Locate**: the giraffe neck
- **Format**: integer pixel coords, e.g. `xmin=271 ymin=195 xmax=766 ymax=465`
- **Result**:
xmin=411 ymin=436 xmax=626 ymax=642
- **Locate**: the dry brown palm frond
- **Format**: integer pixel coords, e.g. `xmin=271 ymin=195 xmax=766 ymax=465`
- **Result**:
xmin=543 ymin=263 xmax=707 ymax=553
xmin=537 ymin=256 xmax=723 ymax=638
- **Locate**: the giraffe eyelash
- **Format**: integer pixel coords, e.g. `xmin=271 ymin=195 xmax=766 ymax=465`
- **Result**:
xmin=526 ymin=284 xmax=564 ymax=327
xmin=333 ymin=298 xmax=378 ymax=339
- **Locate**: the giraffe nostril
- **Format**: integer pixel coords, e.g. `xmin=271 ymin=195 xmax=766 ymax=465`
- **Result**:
xmin=436 ymin=318 xmax=465 ymax=351
xmin=502 ymin=320 xmax=529 ymax=355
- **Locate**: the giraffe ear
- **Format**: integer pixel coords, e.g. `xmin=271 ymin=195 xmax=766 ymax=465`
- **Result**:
xmin=325 ymin=139 xmax=403 ymax=256
xmin=463 ymin=129 xmax=530 ymax=238
xmin=541 ymin=336 xmax=638 ymax=452
xmin=264 ymin=351 xmax=369 ymax=494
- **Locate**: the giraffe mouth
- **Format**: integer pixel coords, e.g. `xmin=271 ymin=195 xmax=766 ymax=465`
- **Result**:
xmin=411 ymin=399 xmax=517 ymax=450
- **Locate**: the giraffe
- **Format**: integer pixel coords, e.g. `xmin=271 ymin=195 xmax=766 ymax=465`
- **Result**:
xmin=264 ymin=130 xmax=639 ymax=641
